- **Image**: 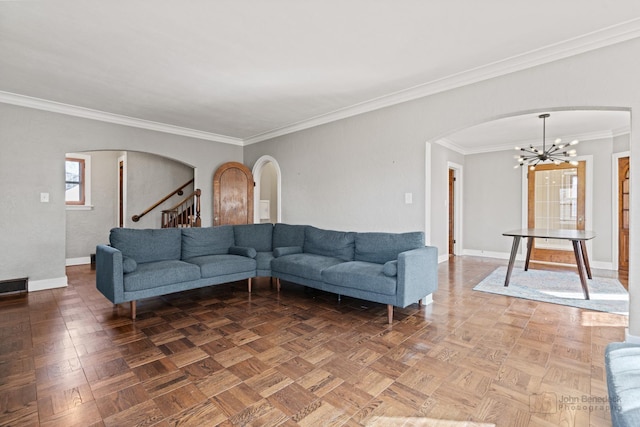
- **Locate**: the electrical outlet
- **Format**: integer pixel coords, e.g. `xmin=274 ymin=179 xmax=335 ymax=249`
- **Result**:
xmin=40 ymin=192 xmax=49 ymax=203
xmin=405 ymin=193 xmax=413 ymax=204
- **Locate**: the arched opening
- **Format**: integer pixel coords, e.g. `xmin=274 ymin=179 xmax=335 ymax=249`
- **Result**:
xmin=427 ymin=108 xmax=631 ymax=272
xmin=252 ymin=155 xmax=282 ymax=224
xmin=65 ymin=150 xmax=195 ymax=266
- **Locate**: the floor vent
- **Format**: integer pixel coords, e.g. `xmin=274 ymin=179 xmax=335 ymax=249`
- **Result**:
xmin=0 ymin=277 xmax=28 ymax=294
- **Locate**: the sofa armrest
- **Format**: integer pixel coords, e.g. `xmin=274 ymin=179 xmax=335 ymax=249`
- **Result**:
xmin=396 ymin=246 xmax=438 ymax=308
xmin=96 ymin=244 xmax=125 ymax=304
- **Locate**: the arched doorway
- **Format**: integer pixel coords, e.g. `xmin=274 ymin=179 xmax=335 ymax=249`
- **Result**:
xmin=428 ymin=108 xmax=631 ymax=271
xmin=252 ymin=155 xmax=282 ymax=224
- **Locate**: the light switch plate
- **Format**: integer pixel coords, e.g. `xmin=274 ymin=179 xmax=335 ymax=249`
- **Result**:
xmin=405 ymin=193 xmax=413 ymax=204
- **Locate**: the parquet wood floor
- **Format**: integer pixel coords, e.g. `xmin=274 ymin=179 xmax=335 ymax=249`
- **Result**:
xmin=0 ymin=256 xmax=627 ymax=426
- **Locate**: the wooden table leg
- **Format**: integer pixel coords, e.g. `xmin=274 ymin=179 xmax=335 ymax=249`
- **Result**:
xmin=579 ymin=240 xmax=593 ymax=279
xmin=572 ymin=240 xmax=591 ymax=300
xmin=504 ymin=236 xmax=521 ymax=287
xmin=524 ymin=237 xmax=534 ymax=271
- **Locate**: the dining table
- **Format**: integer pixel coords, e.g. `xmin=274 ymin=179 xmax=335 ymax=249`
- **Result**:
xmin=502 ymin=228 xmax=596 ymax=300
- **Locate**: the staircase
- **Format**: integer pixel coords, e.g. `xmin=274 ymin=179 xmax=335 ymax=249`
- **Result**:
xmin=131 ymin=180 xmax=201 ymax=228
xmin=161 ymin=189 xmax=201 ymax=228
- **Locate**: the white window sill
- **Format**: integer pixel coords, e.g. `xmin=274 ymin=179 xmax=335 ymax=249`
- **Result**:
xmin=66 ymin=205 xmax=94 ymax=211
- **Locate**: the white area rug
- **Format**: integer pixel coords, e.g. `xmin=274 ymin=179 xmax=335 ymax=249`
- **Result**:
xmin=473 ymin=266 xmax=628 ymax=315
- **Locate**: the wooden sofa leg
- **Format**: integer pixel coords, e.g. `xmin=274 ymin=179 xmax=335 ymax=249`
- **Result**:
xmin=130 ymin=301 xmax=137 ymax=320
xmin=276 ymin=278 xmax=281 ymax=292
xmin=248 ymin=277 xmax=252 ymax=293
xmin=387 ymin=305 xmax=393 ymax=324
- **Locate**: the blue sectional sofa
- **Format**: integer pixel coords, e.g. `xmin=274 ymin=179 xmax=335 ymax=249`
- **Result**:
xmin=605 ymin=342 xmax=640 ymax=426
xmin=96 ymin=223 xmax=438 ymax=323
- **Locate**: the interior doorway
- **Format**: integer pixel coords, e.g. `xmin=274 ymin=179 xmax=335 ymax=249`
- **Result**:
xmin=447 ymin=162 xmax=463 ymax=257
xmin=252 ymin=155 xmax=282 ymax=224
xmin=118 ymin=155 xmax=126 ymax=227
xmin=449 ymin=168 xmax=455 ymax=255
xmin=619 ymin=156 xmax=630 ymax=272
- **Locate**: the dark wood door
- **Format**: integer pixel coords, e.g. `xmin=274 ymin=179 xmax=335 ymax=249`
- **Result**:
xmin=213 ymin=162 xmax=254 ymax=226
xmin=119 ymin=160 xmax=124 ymax=227
xmin=619 ymin=156 xmax=630 ymax=272
xmin=449 ymin=168 xmax=455 ymax=256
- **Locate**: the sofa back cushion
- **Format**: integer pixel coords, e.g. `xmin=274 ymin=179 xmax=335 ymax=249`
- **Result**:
xmin=355 ymin=231 xmax=425 ymax=264
xmin=181 ymin=226 xmax=234 ymax=259
xmin=234 ymin=223 xmax=273 ymax=252
xmin=273 ymin=223 xmax=307 ymax=248
xmin=110 ymin=228 xmax=181 ymax=264
xmin=304 ymin=226 xmax=355 ymax=262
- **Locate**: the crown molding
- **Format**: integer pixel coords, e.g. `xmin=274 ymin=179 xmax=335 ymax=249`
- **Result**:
xmin=245 ymin=18 xmax=640 ymax=145
xmin=0 ymin=91 xmax=243 ymax=146
xmin=433 ymin=138 xmax=467 ymax=155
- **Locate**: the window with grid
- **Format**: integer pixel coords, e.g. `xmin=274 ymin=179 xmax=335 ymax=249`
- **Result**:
xmin=65 ymin=157 xmax=85 ymax=205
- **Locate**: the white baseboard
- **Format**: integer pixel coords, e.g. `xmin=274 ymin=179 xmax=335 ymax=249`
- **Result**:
xmin=66 ymin=256 xmax=91 ymax=266
xmin=28 ymin=276 xmax=68 ymax=291
xmin=461 ymin=249 xmax=614 ymax=270
xmin=462 ymin=249 xmax=516 ymax=260
xmin=438 ymin=254 xmax=449 ymax=263
xmin=421 ymin=294 xmax=434 ymax=306
xmin=625 ymin=329 xmax=640 ymax=344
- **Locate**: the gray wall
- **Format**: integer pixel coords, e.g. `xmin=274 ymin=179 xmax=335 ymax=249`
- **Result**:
xmin=0 ymin=103 xmax=242 ymax=285
xmin=462 ymin=149 xmax=523 ymax=254
xmin=244 ymin=38 xmax=640 ymax=334
xmin=244 ymin=106 xmax=427 ymax=232
xmin=430 ymin=143 xmax=465 ymax=251
xmin=65 ymin=150 xmax=120 ymax=260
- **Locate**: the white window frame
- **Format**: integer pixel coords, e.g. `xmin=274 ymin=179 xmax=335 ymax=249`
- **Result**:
xmin=65 ymin=152 xmax=92 ymax=210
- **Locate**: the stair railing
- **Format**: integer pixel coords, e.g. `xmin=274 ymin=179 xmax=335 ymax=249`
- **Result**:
xmin=131 ymin=179 xmax=194 ymax=223
xmin=161 ymin=189 xmax=201 ymax=228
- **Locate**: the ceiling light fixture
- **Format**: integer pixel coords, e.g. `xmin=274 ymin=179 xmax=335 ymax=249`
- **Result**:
xmin=514 ymin=113 xmax=579 ymax=170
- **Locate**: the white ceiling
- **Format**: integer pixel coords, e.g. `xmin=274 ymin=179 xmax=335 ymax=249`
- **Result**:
xmin=1 ymin=1 xmax=639 ymax=147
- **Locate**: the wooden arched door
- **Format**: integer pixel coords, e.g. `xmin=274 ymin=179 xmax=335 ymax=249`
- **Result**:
xmin=213 ymin=162 xmax=254 ymax=225
xmin=619 ymin=157 xmax=630 ymax=272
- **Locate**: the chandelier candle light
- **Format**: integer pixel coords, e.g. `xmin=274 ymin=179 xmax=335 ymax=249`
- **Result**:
xmin=514 ymin=113 xmax=579 ymax=170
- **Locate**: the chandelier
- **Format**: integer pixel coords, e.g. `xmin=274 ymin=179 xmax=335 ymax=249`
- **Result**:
xmin=514 ymin=113 xmax=579 ymax=170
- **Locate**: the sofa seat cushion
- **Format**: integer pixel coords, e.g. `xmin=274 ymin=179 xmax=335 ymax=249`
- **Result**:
xmin=186 ymin=254 xmax=257 ymax=278
xmin=124 ymin=260 xmax=201 ymax=292
xmin=111 ymin=228 xmax=182 ymax=264
xmin=255 ymin=251 xmax=274 ymax=271
xmin=271 ymin=253 xmax=344 ymax=281
xmin=322 ymin=261 xmax=397 ymax=296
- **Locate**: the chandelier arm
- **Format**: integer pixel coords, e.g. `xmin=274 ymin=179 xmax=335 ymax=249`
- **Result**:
xmin=513 ymin=113 xmax=578 ymax=168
